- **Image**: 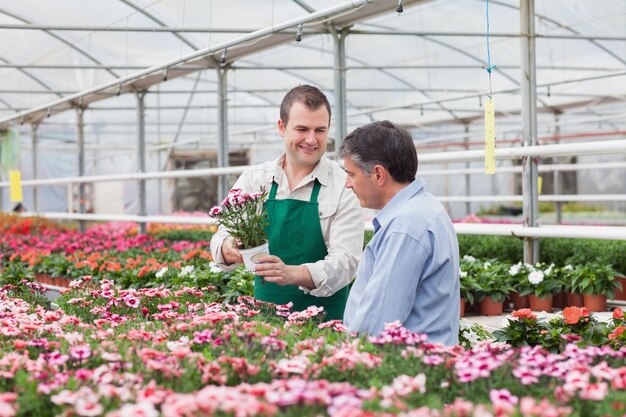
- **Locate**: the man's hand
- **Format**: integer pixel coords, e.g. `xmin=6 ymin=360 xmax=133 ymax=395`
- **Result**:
xmin=221 ymin=237 xmax=243 ymax=265
xmin=254 ymin=255 xmax=315 ymax=289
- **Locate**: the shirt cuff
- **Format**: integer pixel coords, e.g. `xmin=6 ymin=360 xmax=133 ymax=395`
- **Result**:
xmin=299 ymin=262 xmax=334 ymax=297
xmin=213 ymin=236 xmax=240 ymax=272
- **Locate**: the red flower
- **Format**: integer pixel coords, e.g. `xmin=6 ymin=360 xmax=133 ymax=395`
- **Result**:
xmin=512 ymin=309 xmax=536 ymax=319
xmin=613 ymin=308 xmax=624 ymax=319
xmin=563 ymin=306 xmax=586 ymax=325
xmin=608 ymin=326 xmax=626 ymax=340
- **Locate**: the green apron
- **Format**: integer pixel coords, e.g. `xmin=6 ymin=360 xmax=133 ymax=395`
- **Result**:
xmin=254 ymin=180 xmax=349 ymax=320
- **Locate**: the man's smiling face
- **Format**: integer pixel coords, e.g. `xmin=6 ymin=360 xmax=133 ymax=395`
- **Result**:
xmin=279 ymin=101 xmax=330 ymax=169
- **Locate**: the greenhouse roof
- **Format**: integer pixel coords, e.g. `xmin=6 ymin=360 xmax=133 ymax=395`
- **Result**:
xmin=0 ymin=0 xmax=624 ymax=152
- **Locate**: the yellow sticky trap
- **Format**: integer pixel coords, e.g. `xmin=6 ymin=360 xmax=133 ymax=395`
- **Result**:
xmin=9 ymin=170 xmax=23 ymax=202
xmin=538 ymin=176 xmax=543 ymax=195
xmin=484 ymin=97 xmax=496 ymax=175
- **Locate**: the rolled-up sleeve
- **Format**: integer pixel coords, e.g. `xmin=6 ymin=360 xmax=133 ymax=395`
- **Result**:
xmin=301 ymin=186 xmax=363 ymax=297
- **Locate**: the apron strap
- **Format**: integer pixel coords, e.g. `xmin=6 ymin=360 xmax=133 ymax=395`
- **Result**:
xmin=268 ymin=180 xmax=279 ymax=200
xmin=309 ymin=180 xmax=321 ymax=203
xmin=268 ymin=179 xmax=321 ymax=203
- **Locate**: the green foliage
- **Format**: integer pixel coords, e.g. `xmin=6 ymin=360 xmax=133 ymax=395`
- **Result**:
xmin=459 ymin=235 xmax=626 ymax=276
xmin=32 ymin=253 xmax=73 ymax=277
xmin=566 ymin=262 xmax=620 ymax=297
xmin=461 ymin=257 xmax=515 ymax=303
xmin=493 ymin=308 xmax=617 ymax=353
xmin=511 ymin=262 xmax=563 ymax=298
xmin=0 ymin=265 xmax=49 ymax=308
xmin=457 ymin=235 xmax=522 ymax=263
xmin=458 ymin=320 xmax=493 ymax=349
xmin=363 ymin=230 xmax=373 ymax=248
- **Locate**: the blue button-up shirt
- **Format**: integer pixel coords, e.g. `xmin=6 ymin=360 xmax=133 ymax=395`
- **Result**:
xmin=343 ymin=178 xmax=460 ymax=345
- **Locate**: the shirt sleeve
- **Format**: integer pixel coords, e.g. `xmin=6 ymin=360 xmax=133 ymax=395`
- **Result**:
xmin=209 ymin=172 xmax=256 ymax=271
xmin=352 ymin=232 xmax=429 ymax=335
xmin=301 ymin=186 xmax=364 ymax=297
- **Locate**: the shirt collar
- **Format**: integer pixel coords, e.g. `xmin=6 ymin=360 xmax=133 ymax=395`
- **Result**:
xmin=373 ymin=178 xmax=426 ymax=231
xmin=271 ymin=153 xmax=330 ymax=187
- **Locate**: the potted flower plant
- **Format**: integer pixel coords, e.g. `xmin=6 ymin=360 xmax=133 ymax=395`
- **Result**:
xmin=566 ymin=261 xmax=621 ymax=312
xmin=508 ymin=261 xmax=531 ymax=309
xmin=459 ymin=255 xmax=482 ymax=316
xmin=209 ymin=187 xmax=269 ymax=272
xmin=472 ymin=259 xmax=515 ymax=316
xmin=516 ymin=262 xmax=562 ymax=312
xmin=558 ymin=264 xmax=584 ymax=307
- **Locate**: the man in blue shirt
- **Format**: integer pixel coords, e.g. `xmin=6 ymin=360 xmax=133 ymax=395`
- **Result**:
xmin=340 ymin=120 xmax=460 ymax=345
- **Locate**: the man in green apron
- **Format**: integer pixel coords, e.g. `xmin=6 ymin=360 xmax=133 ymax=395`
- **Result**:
xmin=210 ymin=85 xmax=363 ymax=320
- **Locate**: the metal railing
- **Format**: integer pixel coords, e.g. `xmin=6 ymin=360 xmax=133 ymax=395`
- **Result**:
xmin=2 ymin=138 xmax=626 ymax=240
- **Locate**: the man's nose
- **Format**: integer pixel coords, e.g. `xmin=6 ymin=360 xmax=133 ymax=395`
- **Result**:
xmin=304 ymin=131 xmax=316 ymax=143
xmin=345 ymin=178 xmax=352 ymax=188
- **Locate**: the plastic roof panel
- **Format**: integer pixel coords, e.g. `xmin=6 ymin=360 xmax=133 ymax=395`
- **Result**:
xmin=0 ymin=0 xmax=622 ymax=153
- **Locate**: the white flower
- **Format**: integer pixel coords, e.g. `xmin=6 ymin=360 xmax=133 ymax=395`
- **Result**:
xmin=459 ymin=270 xmax=468 ymax=278
xmin=155 ymin=267 xmax=168 ymax=278
xmin=179 ymin=265 xmax=195 ymax=278
xmin=509 ymin=263 xmax=521 ymax=276
xmin=544 ymin=263 xmax=555 ymax=276
xmin=209 ymin=262 xmax=222 ymax=273
xmin=528 ymin=270 xmax=544 ymax=285
xmin=463 ymin=255 xmax=476 ymax=262
xmin=563 ymin=264 xmax=573 ymax=271
xmin=483 ymin=261 xmax=491 ymax=269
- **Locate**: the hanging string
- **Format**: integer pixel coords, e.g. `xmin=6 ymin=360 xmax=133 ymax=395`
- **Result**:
xmin=483 ymin=0 xmax=496 ymax=98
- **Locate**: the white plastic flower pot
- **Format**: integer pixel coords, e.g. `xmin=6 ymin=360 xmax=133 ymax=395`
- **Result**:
xmin=239 ymin=242 xmax=270 ymax=272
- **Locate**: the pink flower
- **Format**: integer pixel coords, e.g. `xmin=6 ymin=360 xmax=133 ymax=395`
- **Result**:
xmin=70 ymin=344 xmax=92 ymax=361
xmin=209 ymin=206 xmax=222 ymax=217
xmin=123 ymin=296 xmax=140 ymax=308
xmin=75 ymin=397 xmax=103 ymax=417
xmin=0 ymin=402 xmax=17 ymax=417
xmin=579 ymin=382 xmax=608 ymax=401
xmin=51 ymin=390 xmax=79 ymax=406
xmin=489 ymin=388 xmax=518 ymax=405
xmin=115 ymin=402 xmax=159 ymax=417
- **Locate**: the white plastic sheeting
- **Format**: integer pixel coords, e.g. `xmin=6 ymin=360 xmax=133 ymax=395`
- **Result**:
xmin=0 ymin=0 xmax=624 ymax=213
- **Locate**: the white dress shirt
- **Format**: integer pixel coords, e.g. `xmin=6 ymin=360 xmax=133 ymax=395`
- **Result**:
xmin=210 ymin=154 xmax=364 ymax=297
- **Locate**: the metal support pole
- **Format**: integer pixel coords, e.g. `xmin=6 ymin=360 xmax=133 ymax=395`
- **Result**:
xmin=137 ymin=91 xmax=147 ymax=234
xmin=31 ymin=123 xmax=39 ymax=212
xmin=217 ymin=67 xmax=229 ymax=203
xmin=332 ymin=29 xmax=348 ymax=149
xmin=464 ymin=123 xmax=471 ymax=216
xmin=76 ymin=107 xmax=86 ymax=232
xmin=553 ymin=112 xmax=562 ymax=224
xmin=520 ymin=0 xmax=540 ymax=263
xmin=156 ymin=85 xmax=163 ymax=214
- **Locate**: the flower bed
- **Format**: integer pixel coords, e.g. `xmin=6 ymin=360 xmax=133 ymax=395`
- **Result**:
xmin=0 ymin=279 xmax=626 ymax=416
xmin=2 ymin=217 xmax=626 ymax=415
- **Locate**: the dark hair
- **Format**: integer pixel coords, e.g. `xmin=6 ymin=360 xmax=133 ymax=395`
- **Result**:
xmin=280 ymin=85 xmax=331 ymax=126
xmin=338 ymin=120 xmax=417 ymax=183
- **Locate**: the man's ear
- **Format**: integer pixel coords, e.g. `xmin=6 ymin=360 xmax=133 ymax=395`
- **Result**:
xmin=277 ymin=119 xmax=286 ymax=136
xmin=372 ymin=165 xmax=388 ymax=186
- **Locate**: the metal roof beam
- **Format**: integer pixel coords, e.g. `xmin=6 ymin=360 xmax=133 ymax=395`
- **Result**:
xmin=1 ymin=0 xmax=410 ymax=128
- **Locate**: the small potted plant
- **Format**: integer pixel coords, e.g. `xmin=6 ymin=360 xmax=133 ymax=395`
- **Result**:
xmin=459 ymin=255 xmax=482 ymax=316
xmin=209 ymin=187 xmax=269 ymax=272
xmin=508 ymin=261 xmax=531 ymax=310
xmin=459 ymin=269 xmax=476 ymax=318
xmin=558 ymin=264 xmax=584 ymax=307
xmin=517 ymin=262 xmax=562 ymax=312
xmin=472 ymin=259 xmax=515 ymax=316
xmin=566 ymin=261 xmax=621 ymax=312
